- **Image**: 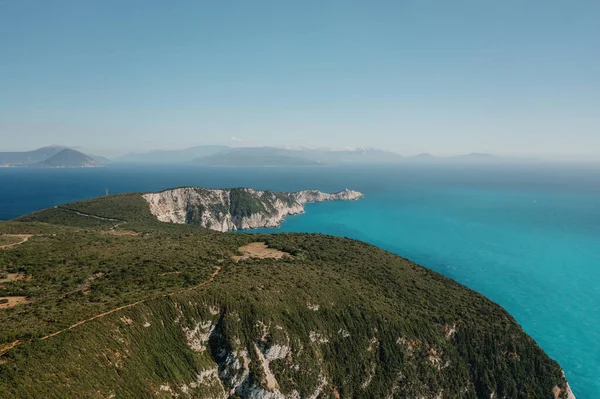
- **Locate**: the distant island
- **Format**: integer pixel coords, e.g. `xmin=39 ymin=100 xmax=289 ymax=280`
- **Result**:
xmin=29 ymin=148 xmax=99 ymax=168
xmin=0 ymin=146 xmax=66 ymax=167
xmin=0 ymin=147 xmax=105 ymax=168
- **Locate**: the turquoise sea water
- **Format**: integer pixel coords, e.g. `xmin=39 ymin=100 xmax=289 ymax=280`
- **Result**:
xmin=0 ymin=164 xmax=598 ymax=397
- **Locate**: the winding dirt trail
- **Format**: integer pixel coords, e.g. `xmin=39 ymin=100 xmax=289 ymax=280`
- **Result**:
xmin=57 ymin=207 xmax=122 ymax=222
xmin=0 ymin=266 xmax=222 ymax=356
xmin=0 ymin=235 xmax=33 ymax=250
xmin=40 ymin=300 xmax=147 ymax=341
xmin=0 ymin=340 xmax=20 ymax=355
xmin=58 ymin=207 xmax=129 ymax=232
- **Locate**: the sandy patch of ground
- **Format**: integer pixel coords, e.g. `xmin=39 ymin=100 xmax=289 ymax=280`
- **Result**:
xmin=0 ymin=296 xmax=29 ymax=309
xmin=0 ymin=273 xmax=29 ymax=284
xmin=232 ymin=242 xmax=291 ymax=262
xmin=0 ymin=234 xmax=33 ymax=249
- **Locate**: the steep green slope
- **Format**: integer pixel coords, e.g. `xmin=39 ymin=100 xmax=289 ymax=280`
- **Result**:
xmin=0 ymin=196 xmax=575 ymax=398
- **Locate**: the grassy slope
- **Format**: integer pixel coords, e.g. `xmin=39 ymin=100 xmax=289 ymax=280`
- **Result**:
xmin=0 ymin=195 xmax=571 ymax=398
xmin=16 ymin=193 xmax=156 ymax=228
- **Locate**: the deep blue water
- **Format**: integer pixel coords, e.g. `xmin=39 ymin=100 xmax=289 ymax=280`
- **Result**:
xmin=1 ymin=164 xmax=599 ymax=398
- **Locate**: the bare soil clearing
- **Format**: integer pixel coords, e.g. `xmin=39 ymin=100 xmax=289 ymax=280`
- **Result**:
xmin=233 ymin=242 xmax=291 ymax=262
xmin=0 ymin=273 xmax=28 ymax=284
xmin=0 ymin=296 xmax=29 ymax=309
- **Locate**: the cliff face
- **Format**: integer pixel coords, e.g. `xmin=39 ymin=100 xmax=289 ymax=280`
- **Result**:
xmin=142 ymin=187 xmax=363 ymax=232
xmin=293 ymin=189 xmax=363 ymax=204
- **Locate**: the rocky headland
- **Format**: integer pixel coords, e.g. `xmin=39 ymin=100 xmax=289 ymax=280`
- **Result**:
xmin=142 ymin=187 xmax=363 ymax=232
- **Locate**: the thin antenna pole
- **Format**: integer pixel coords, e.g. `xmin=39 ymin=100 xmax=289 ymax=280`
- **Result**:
xmin=105 ymin=188 xmax=109 ymax=196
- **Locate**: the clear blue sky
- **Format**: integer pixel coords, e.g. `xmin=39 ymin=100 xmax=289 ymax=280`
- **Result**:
xmin=1 ymin=0 xmax=599 ymax=157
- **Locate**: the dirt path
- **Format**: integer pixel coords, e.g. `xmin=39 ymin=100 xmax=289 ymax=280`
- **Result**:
xmin=40 ymin=300 xmax=147 ymax=340
xmin=42 ymin=266 xmax=221 ymax=340
xmin=0 ymin=266 xmax=222 ymax=356
xmin=58 ymin=207 xmax=131 ymax=232
xmin=109 ymin=222 xmax=126 ymax=230
xmin=0 ymin=340 xmax=20 ymax=355
xmin=177 ymin=266 xmax=221 ymax=293
xmin=57 ymin=207 xmax=122 ymax=222
xmin=0 ymin=234 xmax=33 ymax=250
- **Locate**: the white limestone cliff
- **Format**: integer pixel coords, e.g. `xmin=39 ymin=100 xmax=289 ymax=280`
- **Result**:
xmin=293 ymin=189 xmax=363 ymax=204
xmin=142 ymin=187 xmax=363 ymax=232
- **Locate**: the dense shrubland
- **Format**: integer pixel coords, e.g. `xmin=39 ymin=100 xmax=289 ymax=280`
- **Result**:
xmin=0 ymin=194 xmax=571 ymax=398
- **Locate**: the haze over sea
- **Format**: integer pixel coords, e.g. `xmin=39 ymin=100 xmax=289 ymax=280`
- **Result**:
xmin=1 ymin=164 xmax=598 ymax=398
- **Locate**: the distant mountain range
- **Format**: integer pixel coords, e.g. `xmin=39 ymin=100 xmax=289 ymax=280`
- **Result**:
xmin=1 ymin=145 xmax=538 ymax=168
xmin=191 ymin=147 xmax=322 ymax=166
xmin=115 ymin=145 xmax=230 ymax=164
xmin=0 ymin=147 xmax=104 ymax=168
xmin=124 ymin=146 xmax=531 ymax=166
xmin=120 ymin=146 xmax=408 ymax=166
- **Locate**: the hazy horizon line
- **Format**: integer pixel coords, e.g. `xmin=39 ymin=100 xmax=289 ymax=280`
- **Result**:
xmin=3 ymin=143 xmax=600 ymax=163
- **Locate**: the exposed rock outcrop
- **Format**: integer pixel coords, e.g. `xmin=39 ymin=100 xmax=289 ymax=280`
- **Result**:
xmin=293 ymin=189 xmax=363 ymax=204
xmin=553 ymin=373 xmax=577 ymax=399
xmin=142 ymin=187 xmax=363 ymax=232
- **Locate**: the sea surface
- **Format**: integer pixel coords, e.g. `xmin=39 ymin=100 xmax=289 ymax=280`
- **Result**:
xmin=1 ymin=164 xmax=599 ymax=398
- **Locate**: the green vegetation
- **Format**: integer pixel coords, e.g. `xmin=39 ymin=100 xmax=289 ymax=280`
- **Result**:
xmin=0 ymin=235 xmax=24 ymax=247
xmin=16 ymin=207 xmax=117 ymax=228
xmin=58 ymin=193 xmax=156 ymax=223
xmin=16 ymin=193 xmax=156 ymax=228
xmin=229 ymin=188 xmax=268 ymax=218
xmin=0 ymin=194 xmax=572 ymax=398
xmin=264 ymin=190 xmax=298 ymax=208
